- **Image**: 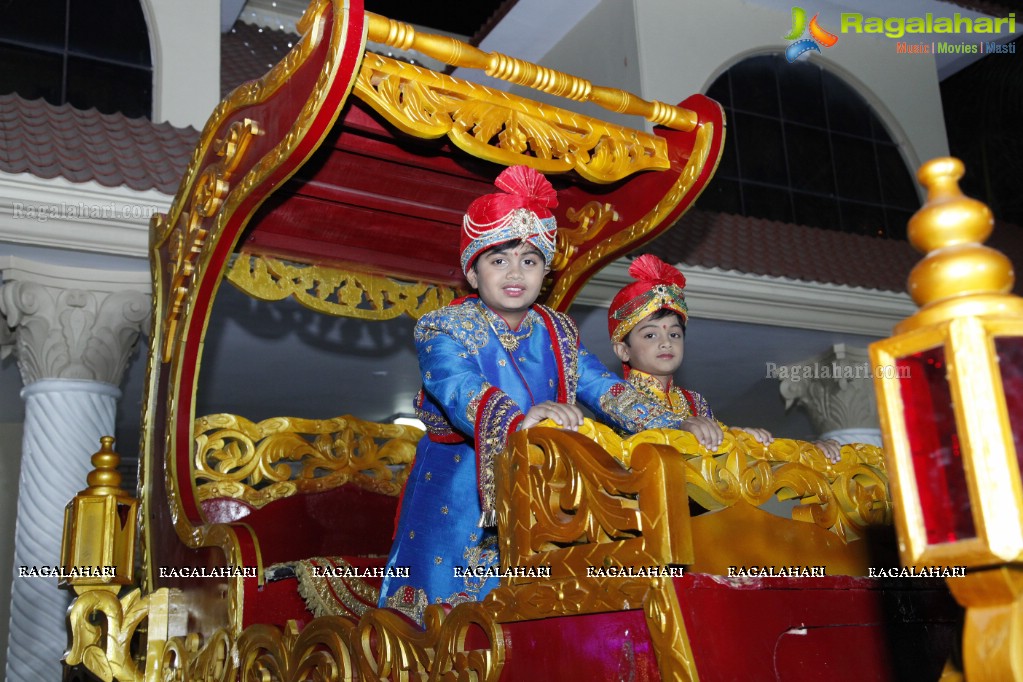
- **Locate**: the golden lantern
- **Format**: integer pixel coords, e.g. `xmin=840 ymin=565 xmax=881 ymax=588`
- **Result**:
xmin=870 ymin=157 xmax=1023 ymax=680
xmin=60 ymin=436 xmax=138 ymax=592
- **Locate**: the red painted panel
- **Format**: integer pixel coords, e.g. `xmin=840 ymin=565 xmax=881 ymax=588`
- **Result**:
xmin=231 ymin=485 xmax=399 ymax=564
xmin=497 ymin=609 xmax=661 ymax=682
xmin=674 ymin=574 xmax=961 ymax=682
xmin=486 ymin=575 xmax=960 ymax=681
xmin=242 ymin=101 xmax=494 ymax=286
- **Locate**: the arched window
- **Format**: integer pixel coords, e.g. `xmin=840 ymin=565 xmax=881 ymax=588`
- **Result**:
xmin=0 ymin=0 xmax=152 ymax=118
xmin=698 ymin=54 xmax=918 ymax=239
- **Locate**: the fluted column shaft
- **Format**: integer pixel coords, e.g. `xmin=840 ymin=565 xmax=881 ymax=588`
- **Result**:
xmin=8 ymin=380 xmax=120 ymax=679
xmin=0 ymin=260 xmax=148 ymax=682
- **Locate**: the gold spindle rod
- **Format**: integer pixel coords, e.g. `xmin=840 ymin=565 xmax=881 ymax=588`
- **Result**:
xmin=365 ymin=12 xmax=697 ymax=132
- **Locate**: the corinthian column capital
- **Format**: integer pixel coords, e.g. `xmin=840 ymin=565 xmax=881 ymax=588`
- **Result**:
xmin=0 ymin=256 xmax=150 ymax=386
xmin=776 ymin=343 xmax=880 ymax=441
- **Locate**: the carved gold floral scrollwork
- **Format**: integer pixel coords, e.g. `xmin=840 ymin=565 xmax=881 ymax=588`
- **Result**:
xmin=494 ymin=420 xmax=696 ymax=681
xmin=513 ymin=419 xmax=889 ymax=548
xmin=549 ymin=202 xmax=620 ymax=271
xmin=429 ymin=601 xmax=505 ymax=682
xmin=235 ymin=619 xmax=358 ymax=681
xmin=832 ymin=464 xmax=892 ymax=534
xmin=65 ymin=587 xmax=151 ymax=682
xmin=363 ymin=12 xmax=696 ymax=132
xmin=527 ymin=436 xmax=642 ymax=547
xmin=162 ymin=118 xmax=263 ymax=363
xmin=485 ymin=575 xmax=650 ymax=621
xmin=594 ymin=423 xmax=891 ymax=543
xmin=193 ymin=413 xmax=419 ymax=509
xmin=499 ymin=425 xmax=693 ymax=581
xmin=159 ymin=628 xmax=234 ymax=682
xmin=545 ymin=122 xmax=715 ymax=309
xmin=226 ymin=255 xmax=461 ymax=320
xmin=66 ymin=589 xmax=504 ymax=681
xmin=150 ymin=618 xmax=361 ymax=682
xmin=353 ymin=54 xmax=670 ymax=184
xmin=356 ymin=603 xmax=504 ymax=681
xmin=356 ymin=606 xmax=433 ymax=680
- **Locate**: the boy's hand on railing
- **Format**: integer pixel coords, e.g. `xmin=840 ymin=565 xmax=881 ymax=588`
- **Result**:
xmin=679 ymin=415 xmax=723 ymax=450
xmin=520 ymin=401 xmax=584 ymax=431
xmin=813 ymin=439 xmax=842 ymax=464
xmin=732 ymin=427 xmax=773 ymax=445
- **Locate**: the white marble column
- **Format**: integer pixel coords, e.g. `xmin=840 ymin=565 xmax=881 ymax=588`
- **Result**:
xmin=0 ymin=259 xmax=149 ymax=682
xmin=776 ymin=343 xmax=883 ymax=447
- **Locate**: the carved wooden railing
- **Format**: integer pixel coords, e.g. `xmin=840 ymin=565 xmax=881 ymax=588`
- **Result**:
xmin=67 ymin=419 xmax=891 ymax=681
xmin=620 ymin=424 xmax=891 ymax=542
xmin=192 ymin=413 xmax=420 ymax=509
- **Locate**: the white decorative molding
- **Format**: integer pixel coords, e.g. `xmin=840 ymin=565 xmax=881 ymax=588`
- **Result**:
xmin=0 ymin=255 xmax=150 ymax=292
xmin=820 ymin=427 xmax=883 ymax=448
xmin=0 ymin=259 xmax=151 ymax=386
xmin=0 ymin=173 xmax=172 ymax=259
xmin=775 ymin=343 xmax=881 ymax=437
xmin=577 ymin=259 xmax=916 ymax=337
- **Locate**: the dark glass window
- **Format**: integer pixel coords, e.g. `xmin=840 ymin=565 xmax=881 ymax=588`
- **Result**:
xmin=699 ymin=54 xmax=919 ymax=240
xmin=0 ymin=1 xmax=152 ymax=118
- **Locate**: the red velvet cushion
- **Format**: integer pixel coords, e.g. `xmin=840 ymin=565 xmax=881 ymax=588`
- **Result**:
xmin=201 ymin=484 xmax=399 ymax=565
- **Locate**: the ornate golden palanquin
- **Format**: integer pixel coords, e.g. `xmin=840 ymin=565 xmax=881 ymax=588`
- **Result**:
xmin=60 ymin=1 xmax=964 ymax=680
xmin=131 ymin=0 xmax=726 ymax=645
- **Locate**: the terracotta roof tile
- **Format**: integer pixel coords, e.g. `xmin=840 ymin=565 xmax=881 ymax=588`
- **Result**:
xmin=645 ymin=209 xmax=1023 ymax=295
xmin=0 ymin=93 xmax=198 ymax=195
xmin=222 ymin=22 xmax=300 ymax=98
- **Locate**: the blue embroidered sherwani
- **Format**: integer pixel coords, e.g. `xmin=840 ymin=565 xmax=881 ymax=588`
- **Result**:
xmin=378 ymin=296 xmax=690 ymax=623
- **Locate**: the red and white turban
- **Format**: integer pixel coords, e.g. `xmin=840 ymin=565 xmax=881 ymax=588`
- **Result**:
xmin=460 ymin=165 xmax=559 ymax=277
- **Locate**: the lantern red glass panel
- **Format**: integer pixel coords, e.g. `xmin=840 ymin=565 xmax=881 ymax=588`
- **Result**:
xmin=896 ymin=346 xmax=976 ymax=544
xmin=995 ymin=336 xmax=1023 ymax=477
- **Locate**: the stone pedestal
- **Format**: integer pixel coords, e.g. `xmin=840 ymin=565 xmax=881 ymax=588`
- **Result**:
xmin=0 ymin=260 xmax=148 ymax=682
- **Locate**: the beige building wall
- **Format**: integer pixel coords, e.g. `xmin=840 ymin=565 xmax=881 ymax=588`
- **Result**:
xmin=511 ymin=0 xmax=644 ymax=131
xmin=516 ymin=0 xmax=950 ymax=188
xmin=632 ymin=0 xmax=949 ymax=177
xmin=141 ymin=0 xmax=221 ymax=129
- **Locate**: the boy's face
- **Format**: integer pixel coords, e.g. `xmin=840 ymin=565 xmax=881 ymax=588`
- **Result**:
xmin=466 ymin=243 xmax=549 ymax=324
xmin=613 ymin=311 xmax=685 ymax=379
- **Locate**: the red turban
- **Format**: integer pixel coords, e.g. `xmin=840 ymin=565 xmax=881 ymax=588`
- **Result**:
xmin=608 ymin=254 xmax=688 ymax=343
xmin=460 ymin=165 xmax=559 ymax=276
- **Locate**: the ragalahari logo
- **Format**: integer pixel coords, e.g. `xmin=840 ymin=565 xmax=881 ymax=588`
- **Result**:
xmin=784 ymin=6 xmax=839 ymax=62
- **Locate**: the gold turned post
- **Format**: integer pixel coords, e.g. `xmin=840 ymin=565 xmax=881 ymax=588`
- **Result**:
xmin=60 ymin=436 xmax=139 ymax=593
xmin=364 ymin=12 xmax=697 ymax=131
xmin=898 ymin=157 xmax=1023 ymax=331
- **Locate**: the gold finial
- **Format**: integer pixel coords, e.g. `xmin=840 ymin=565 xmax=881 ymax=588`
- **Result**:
xmin=899 ymin=157 xmax=1021 ymax=331
xmin=82 ymin=436 xmax=129 ymax=497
